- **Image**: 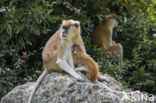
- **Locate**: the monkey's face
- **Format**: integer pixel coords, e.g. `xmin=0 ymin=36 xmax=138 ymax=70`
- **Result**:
xmin=108 ymin=18 xmax=118 ymax=28
xmin=73 ymin=45 xmax=83 ymax=54
xmin=61 ymin=25 xmax=70 ymax=37
xmin=104 ymin=13 xmax=118 ymax=28
xmin=61 ymin=20 xmax=80 ymax=37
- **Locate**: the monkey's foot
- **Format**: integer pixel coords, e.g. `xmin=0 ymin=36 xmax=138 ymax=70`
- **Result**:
xmin=75 ymin=75 xmax=84 ymax=82
xmin=75 ymin=66 xmax=88 ymax=72
xmin=98 ymin=75 xmax=109 ymax=83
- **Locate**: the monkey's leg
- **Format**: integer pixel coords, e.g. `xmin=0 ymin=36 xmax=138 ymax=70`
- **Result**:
xmin=67 ymin=52 xmax=75 ymax=68
xmin=112 ymin=41 xmax=116 ymax=44
xmin=56 ymin=59 xmax=84 ymax=81
xmin=75 ymin=66 xmax=88 ymax=72
xmin=106 ymin=44 xmax=123 ymax=64
xmin=116 ymin=43 xmax=123 ymax=64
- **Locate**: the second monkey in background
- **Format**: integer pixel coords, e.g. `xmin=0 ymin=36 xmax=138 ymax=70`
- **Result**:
xmin=92 ymin=14 xmax=123 ymax=64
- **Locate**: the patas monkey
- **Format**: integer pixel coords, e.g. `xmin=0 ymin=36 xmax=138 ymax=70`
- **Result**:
xmin=73 ymin=45 xmax=99 ymax=82
xmin=92 ymin=13 xmax=123 ymax=63
xmin=73 ymin=46 xmax=129 ymax=101
xmin=73 ymin=45 xmax=109 ymax=83
xmin=28 ymin=20 xmax=87 ymax=103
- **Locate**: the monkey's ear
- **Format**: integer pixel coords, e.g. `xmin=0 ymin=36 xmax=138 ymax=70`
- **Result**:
xmin=62 ymin=20 xmax=66 ymax=24
xmin=75 ymin=21 xmax=80 ymax=25
xmin=95 ymin=62 xmax=99 ymax=65
xmin=113 ymin=14 xmax=118 ymax=18
xmin=104 ymin=15 xmax=109 ymax=20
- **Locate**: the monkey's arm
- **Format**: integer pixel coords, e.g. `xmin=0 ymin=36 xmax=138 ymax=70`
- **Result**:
xmin=67 ymin=52 xmax=75 ymax=68
xmin=75 ymin=66 xmax=88 ymax=72
xmin=56 ymin=58 xmax=83 ymax=81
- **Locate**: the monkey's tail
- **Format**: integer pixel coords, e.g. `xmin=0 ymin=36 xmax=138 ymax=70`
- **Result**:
xmin=28 ymin=69 xmax=48 ymax=103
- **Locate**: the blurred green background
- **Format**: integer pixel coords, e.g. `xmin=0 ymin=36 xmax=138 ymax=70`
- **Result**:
xmin=0 ymin=0 xmax=156 ymax=99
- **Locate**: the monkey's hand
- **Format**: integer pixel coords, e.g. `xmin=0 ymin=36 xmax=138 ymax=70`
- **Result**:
xmin=112 ymin=41 xmax=116 ymax=44
xmin=75 ymin=66 xmax=88 ymax=72
xmin=75 ymin=75 xmax=84 ymax=82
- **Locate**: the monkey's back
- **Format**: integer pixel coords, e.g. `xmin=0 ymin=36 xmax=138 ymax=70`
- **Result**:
xmin=42 ymin=30 xmax=63 ymax=72
xmin=73 ymin=52 xmax=99 ymax=82
xmin=92 ymin=24 xmax=111 ymax=49
xmin=82 ymin=55 xmax=99 ymax=82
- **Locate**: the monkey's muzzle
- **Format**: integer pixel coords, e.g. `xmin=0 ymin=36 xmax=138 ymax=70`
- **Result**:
xmin=62 ymin=32 xmax=69 ymax=37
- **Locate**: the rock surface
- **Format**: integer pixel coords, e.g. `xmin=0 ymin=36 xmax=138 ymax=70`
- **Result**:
xmin=1 ymin=72 xmax=155 ymax=103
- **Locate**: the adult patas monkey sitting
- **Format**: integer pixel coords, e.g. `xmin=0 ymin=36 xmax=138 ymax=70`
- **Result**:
xmin=28 ymin=20 xmax=87 ymax=103
xmin=92 ymin=14 xmax=123 ymax=64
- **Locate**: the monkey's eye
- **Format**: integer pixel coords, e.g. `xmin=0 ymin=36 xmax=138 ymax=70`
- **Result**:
xmin=62 ymin=26 xmax=70 ymax=30
xmin=74 ymin=23 xmax=79 ymax=28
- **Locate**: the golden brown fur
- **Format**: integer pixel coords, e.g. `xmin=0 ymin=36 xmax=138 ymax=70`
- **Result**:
xmin=42 ymin=20 xmax=86 ymax=73
xmin=91 ymin=13 xmax=123 ymax=63
xmin=73 ymin=45 xmax=99 ymax=82
xmin=28 ymin=20 xmax=86 ymax=103
xmin=42 ymin=30 xmax=61 ymax=72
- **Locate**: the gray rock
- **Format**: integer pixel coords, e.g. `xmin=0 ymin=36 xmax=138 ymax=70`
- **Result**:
xmin=1 ymin=72 xmax=155 ymax=103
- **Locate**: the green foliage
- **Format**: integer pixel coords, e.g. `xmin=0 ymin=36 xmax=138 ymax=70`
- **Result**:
xmin=129 ymin=37 xmax=156 ymax=93
xmin=0 ymin=0 xmax=156 ymax=99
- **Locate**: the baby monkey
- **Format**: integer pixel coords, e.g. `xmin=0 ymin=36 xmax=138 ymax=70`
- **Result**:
xmin=73 ymin=45 xmax=109 ymax=83
xmin=73 ymin=45 xmax=99 ymax=82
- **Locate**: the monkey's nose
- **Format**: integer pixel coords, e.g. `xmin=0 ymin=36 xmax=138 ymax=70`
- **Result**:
xmin=63 ymin=31 xmax=68 ymax=34
xmin=62 ymin=32 xmax=68 ymax=37
xmin=62 ymin=31 xmax=65 ymax=34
